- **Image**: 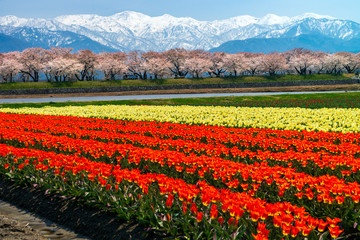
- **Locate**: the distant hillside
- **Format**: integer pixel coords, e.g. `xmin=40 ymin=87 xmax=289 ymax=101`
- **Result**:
xmin=210 ymin=34 xmax=360 ymax=53
xmin=0 ymin=33 xmax=31 ymax=52
xmin=0 ymin=27 xmax=118 ymax=53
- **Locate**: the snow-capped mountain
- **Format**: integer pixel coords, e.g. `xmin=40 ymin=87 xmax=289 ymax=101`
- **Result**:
xmin=0 ymin=11 xmax=359 ymax=53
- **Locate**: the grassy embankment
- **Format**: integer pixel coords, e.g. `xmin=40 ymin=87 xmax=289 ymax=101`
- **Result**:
xmin=0 ymin=73 xmax=358 ymax=108
xmin=0 ymin=73 xmax=353 ymax=90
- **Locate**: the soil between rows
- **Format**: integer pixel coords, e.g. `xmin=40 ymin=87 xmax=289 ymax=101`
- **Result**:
xmin=0 ymin=214 xmax=47 ymax=240
xmin=0 ymin=177 xmax=166 ymax=240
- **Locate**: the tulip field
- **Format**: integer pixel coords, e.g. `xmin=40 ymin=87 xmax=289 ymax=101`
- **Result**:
xmin=1 ymin=103 xmax=360 ymax=239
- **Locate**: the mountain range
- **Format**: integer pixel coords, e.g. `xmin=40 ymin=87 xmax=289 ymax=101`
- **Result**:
xmin=0 ymin=11 xmax=359 ymax=53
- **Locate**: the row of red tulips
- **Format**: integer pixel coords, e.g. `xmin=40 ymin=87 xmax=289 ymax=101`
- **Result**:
xmin=1 ymin=112 xmax=359 ymax=238
xmin=1 ymin=113 xmax=359 ymax=175
xmin=0 ymin=141 xmax=345 ymax=239
xmin=1 ymin=114 xmax=359 ymax=209
xmin=2 ymin=124 xmax=360 ymax=207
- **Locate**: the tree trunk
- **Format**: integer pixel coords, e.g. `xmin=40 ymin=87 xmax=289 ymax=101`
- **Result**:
xmin=75 ymin=74 xmax=82 ymax=81
xmin=34 ymin=72 xmax=39 ymax=82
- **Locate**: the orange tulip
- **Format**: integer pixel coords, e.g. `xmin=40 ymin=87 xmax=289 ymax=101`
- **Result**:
xmin=166 ymin=194 xmax=174 ymax=208
xmin=328 ymin=225 xmax=344 ymax=239
xmin=210 ymin=204 xmax=218 ymax=220
xmin=196 ymin=212 xmax=203 ymax=222
xmin=317 ymin=219 xmax=328 ymax=232
xmin=326 ymin=217 xmax=341 ymax=228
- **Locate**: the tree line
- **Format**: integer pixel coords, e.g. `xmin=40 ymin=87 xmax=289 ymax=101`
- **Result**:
xmin=0 ymin=47 xmax=359 ymax=83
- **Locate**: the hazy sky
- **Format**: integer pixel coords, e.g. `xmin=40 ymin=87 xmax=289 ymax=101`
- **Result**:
xmin=1 ymin=0 xmax=358 ymax=22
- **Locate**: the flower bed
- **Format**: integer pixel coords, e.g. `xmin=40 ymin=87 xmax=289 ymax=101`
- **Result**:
xmin=1 ymin=105 xmax=360 ymax=132
xmin=0 ymin=107 xmax=359 ymax=239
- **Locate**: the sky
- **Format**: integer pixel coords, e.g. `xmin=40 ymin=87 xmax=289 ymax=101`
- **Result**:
xmin=0 ymin=0 xmax=358 ymax=23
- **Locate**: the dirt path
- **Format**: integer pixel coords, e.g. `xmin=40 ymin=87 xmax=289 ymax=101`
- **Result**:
xmin=0 ymin=177 xmax=164 ymax=240
xmin=0 ymin=199 xmax=88 ymax=240
xmin=0 ymin=215 xmax=48 ymax=240
xmin=1 ymin=84 xmax=360 ymax=99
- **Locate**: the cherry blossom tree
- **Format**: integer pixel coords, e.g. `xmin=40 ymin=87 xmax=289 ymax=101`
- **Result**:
xmin=18 ymin=47 xmax=51 ymax=82
xmin=42 ymin=48 xmax=74 ymax=82
xmin=310 ymin=51 xmax=328 ymax=74
xmin=126 ymin=51 xmax=147 ymax=80
xmin=4 ymin=46 xmax=360 ymax=83
xmin=45 ymin=55 xmax=82 ymax=82
xmin=334 ymin=52 xmax=359 ymax=73
xmin=323 ymin=54 xmax=344 ymax=74
xmin=243 ymin=53 xmax=264 ymax=76
xmin=0 ymin=52 xmax=21 ymax=82
xmin=261 ymin=52 xmax=287 ymax=76
xmin=142 ymin=51 xmax=171 ymax=79
xmin=184 ymin=57 xmax=211 ymax=79
xmin=222 ymin=53 xmax=246 ymax=77
xmin=0 ymin=53 xmax=3 ymax=81
xmin=286 ymin=48 xmax=317 ymax=75
xmin=184 ymin=50 xmax=211 ymax=78
xmin=163 ymin=48 xmax=189 ymax=78
xmin=49 ymin=47 xmax=73 ymax=58
xmin=74 ymin=49 xmax=98 ymax=81
xmin=97 ymin=52 xmax=127 ymax=80
xmin=208 ymin=52 xmax=227 ymax=77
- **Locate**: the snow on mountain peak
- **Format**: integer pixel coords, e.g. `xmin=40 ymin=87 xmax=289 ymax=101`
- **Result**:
xmin=158 ymin=14 xmax=197 ymax=22
xmin=225 ymin=15 xmax=258 ymax=26
xmin=55 ymin=14 xmax=101 ymax=26
xmin=1 ymin=10 xmax=356 ymax=53
xmin=0 ymin=15 xmax=28 ymax=27
xmin=292 ymin=12 xmax=337 ymax=21
xmin=2 ymin=11 xmax=341 ymax=31
xmin=111 ymin=11 xmax=151 ymax=21
xmin=257 ymin=14 xmax=291 ymax=25
xmin=158 ymin=13 xmax=175 ymax=19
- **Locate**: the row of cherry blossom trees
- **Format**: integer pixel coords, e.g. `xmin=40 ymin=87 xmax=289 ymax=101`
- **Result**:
xmin=0 ymin=47 xmax=359 ymax=83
